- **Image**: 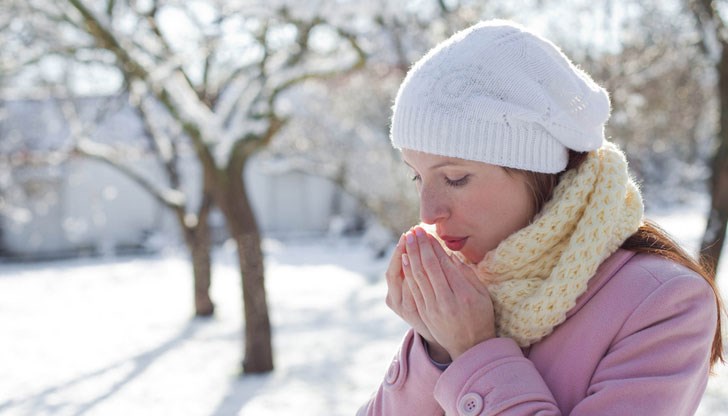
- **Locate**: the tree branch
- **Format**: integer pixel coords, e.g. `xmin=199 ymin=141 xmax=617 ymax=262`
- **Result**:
xmin=64 ymin=0 xmax=219 ymax=173
xmin=105 ymin=0 xmax=116 ymax=19
xmin=66 ymin=0 xmax=149 ymax=79
xmin=689 ymin=0 xmax=726 ymax=60
xmin=132 ymin=89 xmax=183 ymax=190
xmin=55 ymin=92 xmax=186 ymax=209
xmin=267 ymin=25 xmax=366 ymax=106
xmin=74 ymin=139 xmax=186 ymax=209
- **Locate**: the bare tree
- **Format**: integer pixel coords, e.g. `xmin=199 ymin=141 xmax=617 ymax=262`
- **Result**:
xmin=575 ymin=3 xmax=715 ymax=207
xmin=9 ymin=0 xmax=367 ymax=373
xmin=2 ymin=0 xmax=217 ymax=315
xmin=63 ymin=93 xmax=217 ymax=317
xmin=689 ymin=0 xmax=728 ymax=274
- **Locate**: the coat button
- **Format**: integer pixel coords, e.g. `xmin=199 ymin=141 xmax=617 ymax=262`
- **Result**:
xmin=458 ymin=392 xmax=484 ymax=415
xmin=385 ymin=359 xmax=400 ymax=385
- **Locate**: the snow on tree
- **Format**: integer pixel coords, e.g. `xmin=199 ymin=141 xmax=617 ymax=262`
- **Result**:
xmin=4 ymin=0 xmax=372 ymax=374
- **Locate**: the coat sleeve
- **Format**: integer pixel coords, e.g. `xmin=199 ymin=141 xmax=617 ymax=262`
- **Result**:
xmin=357 ymin=329 xmax=445 ymax=416
xmin=434 ymin=338 xmax=561 ymax=415
xmin=432 ymin=272 xmax=716 ymax=416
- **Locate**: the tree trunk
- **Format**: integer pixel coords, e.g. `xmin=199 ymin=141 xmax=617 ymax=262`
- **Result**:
xmin=701 ymin=206 xmax=727 ymax=273
xmin=700 ymin=41 xmax=728 ymax=276
xmin=235 ymin=224 xmax=273 ymax=374
xmin=216 ymin=158 xmax=273 ymax=374
xmin=180 ymin=226 xmax=214 ymax=316
xmin=177 ymin=192 xmax=215 ymax=317
xmin=185 ymin=224 xmax=214 ymax=317
xmin=182 ymin=234 xmax=214 ymax=316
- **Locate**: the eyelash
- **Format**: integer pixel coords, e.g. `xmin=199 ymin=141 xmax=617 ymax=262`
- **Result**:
xmin=446 ymin=176 xmax=470 ymax=187
xmin=411 ymin=174 xmax=470 ymax=187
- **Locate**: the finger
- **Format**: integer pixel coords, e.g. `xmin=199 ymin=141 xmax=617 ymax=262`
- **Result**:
xmin=401 ymin=252 xmax=426 ymax=310
xmin=404 ymin=230 xmax=437 ymax=307
xmin=413 ymin=227 xmax=453 ymax=296
xmin=400 ymin=269 xmax=420 ymax=313
xmin=425 ymin=232 xmax=487 ymax=296
xmin=425 ymin=233 xmax=460 ymax=279
xmin=385 ymin=234 xmax=406 ymax=281
xmin=385 ymin=234 xmax=406 ymax=303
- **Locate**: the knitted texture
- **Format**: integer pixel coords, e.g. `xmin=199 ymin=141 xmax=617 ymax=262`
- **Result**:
xmin=391 ymin=20 xmax=611 ymax=173
xmin=473 ymin=141 xmax=644 ymax=346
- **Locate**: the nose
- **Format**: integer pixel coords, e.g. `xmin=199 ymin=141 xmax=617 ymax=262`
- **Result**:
xmin=419 ymin=184 xmax=449 ymax=225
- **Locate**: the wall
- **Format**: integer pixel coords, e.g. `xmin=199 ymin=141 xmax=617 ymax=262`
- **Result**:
xmin=1 ymin=153 xmax=361 ymax=259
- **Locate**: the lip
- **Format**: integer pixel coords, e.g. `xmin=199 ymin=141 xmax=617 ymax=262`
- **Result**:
xmin=440 ymin=235 xmax=468 ymax=251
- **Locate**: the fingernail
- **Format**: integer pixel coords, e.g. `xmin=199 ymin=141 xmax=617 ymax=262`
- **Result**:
xmin=414 ymin=227 xmax=425 ymax=238
xmin=405 ymin=232 xmax=415 ymax=245
xmin=401 ymin=254 xmax=409 ymax=267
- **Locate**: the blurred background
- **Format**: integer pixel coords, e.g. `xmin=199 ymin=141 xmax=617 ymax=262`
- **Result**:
xmin=1 ymin=0 xmax=727 ymax=415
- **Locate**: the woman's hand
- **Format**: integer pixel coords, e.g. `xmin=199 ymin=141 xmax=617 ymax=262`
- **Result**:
xmin=402 ymin=226 xmax=497 ymax=360
xmin=385 ymin=233 xmax=446 ymax=358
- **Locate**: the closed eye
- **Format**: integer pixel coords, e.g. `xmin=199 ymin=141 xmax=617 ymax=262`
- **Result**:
xmin=446 ymin=175 xmax=470 ymax=187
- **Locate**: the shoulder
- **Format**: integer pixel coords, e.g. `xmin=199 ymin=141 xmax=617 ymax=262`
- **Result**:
xmin=620 ymin=251 xmax=704 ymax=284
xmin=570 ymin=249 xmax=716 ymax=323
xmin=610 ymin=251 xmax=712 ymax=300
xmin=614 ymin=250 xmax=716 ymax=322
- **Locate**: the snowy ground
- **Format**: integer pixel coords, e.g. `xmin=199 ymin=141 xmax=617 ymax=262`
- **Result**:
xmin=1 ymin=208 xmax=727 ymax=415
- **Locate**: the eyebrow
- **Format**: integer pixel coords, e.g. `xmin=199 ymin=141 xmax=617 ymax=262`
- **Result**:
xmin=403 ymin=160 xmax=466 ymax=171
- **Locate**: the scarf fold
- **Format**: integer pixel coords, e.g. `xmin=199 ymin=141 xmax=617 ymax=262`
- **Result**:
xmin=427 ymin=141 xmax=644 ymax=347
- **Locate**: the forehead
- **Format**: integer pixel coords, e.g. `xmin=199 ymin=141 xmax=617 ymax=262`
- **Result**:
xmin=401 ymin=149 xmax=472 ymax=168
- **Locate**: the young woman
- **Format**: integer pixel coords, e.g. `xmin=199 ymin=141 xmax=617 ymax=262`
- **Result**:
xmin=358 ymin=20 xmax=724 ymax=415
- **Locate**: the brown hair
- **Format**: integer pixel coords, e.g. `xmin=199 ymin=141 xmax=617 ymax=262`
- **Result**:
xmin=511 ymin=150 xmax=725 ymax=368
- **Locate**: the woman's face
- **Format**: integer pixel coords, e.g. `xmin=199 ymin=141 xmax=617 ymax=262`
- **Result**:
xmin=402 ymin=149 xmax=536 ymax=263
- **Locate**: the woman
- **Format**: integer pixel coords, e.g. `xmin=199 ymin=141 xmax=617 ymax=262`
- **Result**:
xmin=358 ymin=20 xmax=724 ymax=415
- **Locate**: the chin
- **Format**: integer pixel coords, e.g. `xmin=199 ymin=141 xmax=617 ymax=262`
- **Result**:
xmin=461 ymin=248 xmax=485 ymax=264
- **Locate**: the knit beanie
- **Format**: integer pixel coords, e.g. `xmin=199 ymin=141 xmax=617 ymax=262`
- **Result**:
xmin=390 ymin=20 xmax=611 ymax=173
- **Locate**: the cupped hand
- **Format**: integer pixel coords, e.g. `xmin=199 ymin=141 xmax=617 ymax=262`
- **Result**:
xmin=384 ymin=233 xmax=441 ymax=353
xmin=402 ymin=226 xmax=497 ymax=360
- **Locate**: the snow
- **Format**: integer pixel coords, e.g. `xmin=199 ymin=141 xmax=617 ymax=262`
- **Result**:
xmin=1 ymin=210 xmax=727 ymax=415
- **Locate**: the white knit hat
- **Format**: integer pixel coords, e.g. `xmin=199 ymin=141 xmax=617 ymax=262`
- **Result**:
xmin=390 ymin=20 xmax=611 ymax=173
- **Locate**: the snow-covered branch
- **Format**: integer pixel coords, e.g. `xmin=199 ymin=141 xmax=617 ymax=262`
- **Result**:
xmin=73 ymin=138 xmax=186 ymax=209
xmin=130 ymin=86 xmax=183 ymax=189
xmin=689 ymin=0 xmax=725 ymax=62
xmin=56 ymin=93 xmax=186 ymax=210
xmin=66 ymin=0 xmax=216 ymax=150
xmin=265 ymin=25 xmax=367 ymax=103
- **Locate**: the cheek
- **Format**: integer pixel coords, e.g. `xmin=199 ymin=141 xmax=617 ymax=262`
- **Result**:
xmin=466 ymin=185 xmax=533 ymax=245
xmin=495 ymin=185 xmax=535 ymax=231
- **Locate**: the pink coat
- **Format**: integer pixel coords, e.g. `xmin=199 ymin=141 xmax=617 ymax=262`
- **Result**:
xmin=358 ymin=250 xmax=717 ymax=415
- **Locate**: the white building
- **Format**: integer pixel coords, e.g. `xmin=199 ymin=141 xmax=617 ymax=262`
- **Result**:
xmin=0 ymin=96 xmax=362 ymax=260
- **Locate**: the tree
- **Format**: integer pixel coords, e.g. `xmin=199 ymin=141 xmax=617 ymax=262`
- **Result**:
xmin=65 ymin=94 xmax=217 ymax=317
xmin=689 ymin=0 xmax=728 ymax=274
xmin=9 ymin=0 xmax=367 ymax=373
xmin=576 ymin=2 xmax=714 ymax=208
xmin=2 ymin=0 xmax=217 ymax=316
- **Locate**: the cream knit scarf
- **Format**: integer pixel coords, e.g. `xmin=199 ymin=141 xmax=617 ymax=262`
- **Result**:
xmin=436 ymin=142 xmax=644 ymax=347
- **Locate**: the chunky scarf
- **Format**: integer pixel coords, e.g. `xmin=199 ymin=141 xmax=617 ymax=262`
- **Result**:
xmin=432 ymin=141 xmax=644 ymax=347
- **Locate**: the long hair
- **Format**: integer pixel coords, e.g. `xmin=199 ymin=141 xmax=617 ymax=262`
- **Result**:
xmin=512 ymin=150 xmax=725 ymax=368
